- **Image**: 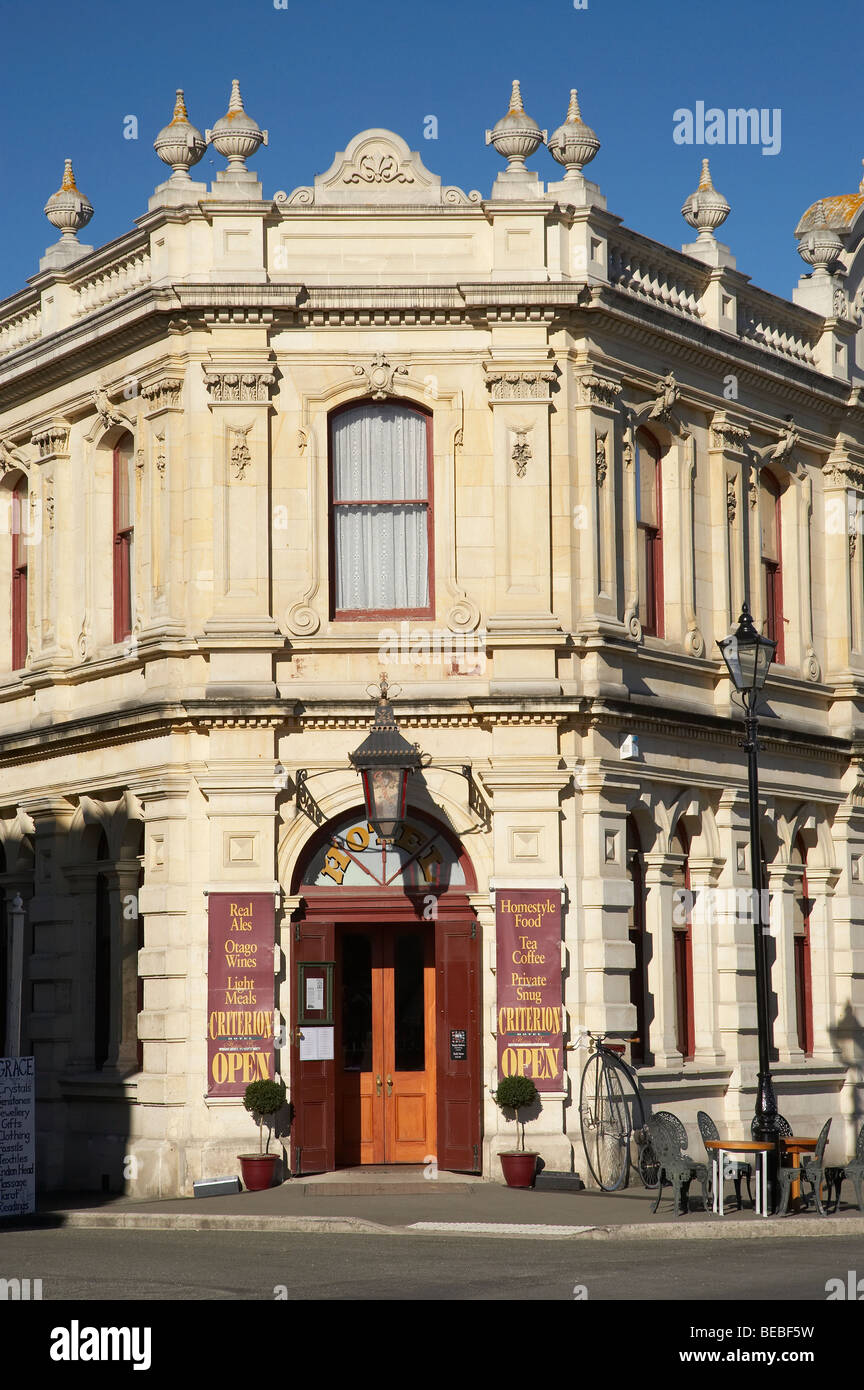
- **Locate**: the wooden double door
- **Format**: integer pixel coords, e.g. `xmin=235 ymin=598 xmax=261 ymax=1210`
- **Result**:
xmin=337 ymin=922 xmax=436 ymax=1165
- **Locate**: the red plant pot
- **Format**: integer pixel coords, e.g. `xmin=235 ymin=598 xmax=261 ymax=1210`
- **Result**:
xmin=499 ymin=1152 xmax=538 ymax=1189
xmin=238 ymin=1154 xmax=279 ymax=1192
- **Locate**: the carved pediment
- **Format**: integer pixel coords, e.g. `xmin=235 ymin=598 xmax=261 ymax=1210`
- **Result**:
xmin=278 ymin=129 xmax=482 ymax=207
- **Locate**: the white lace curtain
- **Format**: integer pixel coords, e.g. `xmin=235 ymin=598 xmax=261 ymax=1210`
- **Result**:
xmin=332 ymin=404 xmax=429 ymax=612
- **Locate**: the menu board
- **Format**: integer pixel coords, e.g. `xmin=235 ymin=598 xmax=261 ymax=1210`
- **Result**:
xmin=207 ymin=895 xmax=275 ymax=1097
xmin=0 ymin=1056 xmax=35 ymax=1216
xmin=495 ymin=891 xmax=564 ymax=1091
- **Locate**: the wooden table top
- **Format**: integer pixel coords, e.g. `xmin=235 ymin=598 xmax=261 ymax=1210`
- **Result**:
xmin=780 ymin=1137 xmax=818 ymax=1152
xmin=704 ymin=1139 xmax=773 ymax=1153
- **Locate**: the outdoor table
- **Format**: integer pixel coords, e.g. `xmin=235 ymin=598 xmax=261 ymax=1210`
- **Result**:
xmin=780 ymin=1136 xmax=818 ymax=1212
xmin=704 ymin=1139 xmax=773 ymax=1217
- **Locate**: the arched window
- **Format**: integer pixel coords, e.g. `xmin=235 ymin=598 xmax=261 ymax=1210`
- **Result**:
xmin=791 ymin=836 xmax=814 ymax=1057
xmin=329 ymin=402 xmax=433 ymax=618
xmin=627 ymin=818 xmax=650 ymax=1064
xmin=671 ymin=825 xmax=694 ymax=1060
xmin=635 ymin=429 xmax=663 ymax=636
xmin=113 ymin=434 xmax=135 ymax=642
xmin=760 ymin=471 xmax=784 ymax=663
xmin=11 ymin=480 xmax=28 ymax=670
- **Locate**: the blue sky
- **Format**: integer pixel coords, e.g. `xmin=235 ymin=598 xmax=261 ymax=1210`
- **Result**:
xmin=1 ymin=0 xmax=861 ymax=302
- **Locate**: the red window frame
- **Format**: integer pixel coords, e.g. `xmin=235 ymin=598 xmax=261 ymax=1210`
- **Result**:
xmin=794 ymin=839 xmax=814 ymax=1058
xmin=113 ymin=438 xmax=134 ymax=643
xmin=672 ymin=825 xmax=695 ymax=1061
xmin=328 ymin=401 xmax=434 ymax=621
xmin=636 ymin=429 xmax=664 ymax=637
xmin=761 ymin=473 xmax=784 ymax=665
xmin=11 ymin=483 xmax=28 ymax=671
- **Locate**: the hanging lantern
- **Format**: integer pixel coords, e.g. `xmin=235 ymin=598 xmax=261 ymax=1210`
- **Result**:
xmin=348 ymin=676 xmax=423 ymax=844
xmin=717 ymin=602 xmax=776 ymax=704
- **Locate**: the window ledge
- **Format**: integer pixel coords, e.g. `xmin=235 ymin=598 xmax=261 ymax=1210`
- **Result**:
xmin=58 ymin=1070 xmax=139 ymax=1102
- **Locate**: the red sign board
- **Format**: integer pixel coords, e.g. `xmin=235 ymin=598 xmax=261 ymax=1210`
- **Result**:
xmin=495 ymin=890 xmax=563 ymax=1091
xmin=207 ymin=893 xmax=275 ymax=1097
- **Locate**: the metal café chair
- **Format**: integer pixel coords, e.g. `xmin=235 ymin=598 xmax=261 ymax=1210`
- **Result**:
xmin=775 ymin=1118 xmax=832 ymax=1217
xmin=646 ymin=1113 xmax=710 ymax=1217
xmin=697 ymin=1110 xmax=753 ymax=1211
xmin=824 ymin=1120 xmax=864 ymax=1213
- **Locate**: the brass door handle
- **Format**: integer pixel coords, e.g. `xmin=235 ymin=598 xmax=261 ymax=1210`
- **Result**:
xmin=386 ymin=1074 xmax=393 ymax=1096
xmin=375 ymin=1074 xmax=382 ymax=1096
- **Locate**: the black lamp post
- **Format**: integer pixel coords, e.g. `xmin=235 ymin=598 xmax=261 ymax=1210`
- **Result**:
xmin=348 ymin=675 xmax=423 ymax=845
xmin=717 ymin=603 xmax=780 ymax=1202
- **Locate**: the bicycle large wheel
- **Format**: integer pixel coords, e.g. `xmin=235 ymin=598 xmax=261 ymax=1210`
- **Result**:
xmin=579 ymin=1053 xmax=632 ymax=1191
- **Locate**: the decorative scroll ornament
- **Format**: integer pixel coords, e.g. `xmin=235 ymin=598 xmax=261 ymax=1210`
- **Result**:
xmin=354 ymin=352 xmax=409 ymax=400
xmin=851 ymin=532 xmax=858 ymax=560
xmin=229 ymin=425 xmax=253 ymax=480
xmin=726 ymin=476 xmax=737 ymax=523
xmin=203 ymin=369 xmax=275 ymax=403
xmin=0 ymin=438 xmax=28 ymax=473
xmin=647 ymin=370 xmax=680 ymax=424
xmin=154 ymin=435 xmax=167 ymax=477
xmin=135 ymin=448 xmax=145 ymax=471
xmin=512 ymin=430 xmax=532 ymax=478
xmin=93 ymin=388 xmax=124 ymax=433
xmin=279 ymin=128 xmax=481 ymax=206
xmin=595 ymin=433 xmax=608 ymax=486
xmin=347 ymin=152 xmax=412 ymax=184
xmin=751 ymin=419 xmax=799 ymax=470
xmin=44 ymin=483 xmax=55 ymax=531
xmin=579 ymin=373 xmax=621 ymax=407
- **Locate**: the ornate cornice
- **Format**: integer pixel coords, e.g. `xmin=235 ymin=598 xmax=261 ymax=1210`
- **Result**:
xmin=579 ymin=373 xmax=621 ymax=407
xmin=203 ymin=368 xmax=276 ymax=404
xmin=31 ymin=421 xmax=71 ymax=458
xmin=141 ymin=377 xmax=183 ymax=412
xmin=483 ymin=364 xmax=556 ymax=401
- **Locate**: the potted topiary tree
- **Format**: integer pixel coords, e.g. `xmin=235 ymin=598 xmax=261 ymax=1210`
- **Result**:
xmin=494 ymin=1074 xmax=540 ymax=1188
xmin=238 ymin=1079 xmax=286 ymax=1191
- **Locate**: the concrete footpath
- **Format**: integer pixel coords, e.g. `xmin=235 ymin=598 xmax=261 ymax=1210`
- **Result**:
xmin=13 ymin=1167 xmax=864 ymax=1242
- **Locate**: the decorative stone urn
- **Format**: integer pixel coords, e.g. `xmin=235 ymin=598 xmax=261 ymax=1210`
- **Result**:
xmin=206 ymin=78 xmax=268 ymax=172
xmin=547 ymin=89 xmax=600 ymax=180
xmin=797 ymin=203 xmax=844 ymax=275
xmin=681 ymin=159 xmax=730 ymax=237
xmin=43 ymin=159 xmax=93 ymax=242
xmin=485 ymin=79 xmax=546 ymax=174
xmin=153 ymin=89 xmax=206 ymax=183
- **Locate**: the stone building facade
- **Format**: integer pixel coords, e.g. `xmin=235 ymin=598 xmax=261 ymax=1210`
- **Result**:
xmin=1 ymin=80 xmax=863 ymax=1195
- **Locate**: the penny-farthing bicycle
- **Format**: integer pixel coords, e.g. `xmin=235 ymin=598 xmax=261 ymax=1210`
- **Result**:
xmin=577 ymin=1032 xmax=659 ymax=1191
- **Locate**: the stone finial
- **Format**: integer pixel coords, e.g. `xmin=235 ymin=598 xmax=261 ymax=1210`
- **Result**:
xmin=547 ymin=89 xmax=600 ymax=180
xmin=681 ymin=159 xmax=730 ymax=235
xmin=206 ymin=78 xmax=268 ymax=171
xmin=797 ymin=200 xmax=844 ymax=274
xmin=485 ymin=78 xmax=546 ymax=173
xmin=43 ymin=159 xmax=93 ymax=240
xmin=154 ymin=88 xmax=206 ymax=181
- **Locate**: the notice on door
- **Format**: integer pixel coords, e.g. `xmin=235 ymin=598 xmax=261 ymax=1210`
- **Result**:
xmin=0 ymin=1056 xmax=35 ymax=1216
xmin=495 ymin=890 xmax=563 ymax=1091
xmin=207 ymin=894 xmax=275 ymax=1097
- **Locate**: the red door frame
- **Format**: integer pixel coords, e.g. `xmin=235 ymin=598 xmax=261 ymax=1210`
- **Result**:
xmin=290 ymin=885 xmax=481 ymax=1175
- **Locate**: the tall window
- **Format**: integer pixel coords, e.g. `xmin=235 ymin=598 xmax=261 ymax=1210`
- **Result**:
xmin=627 ymin=818 xmax=650 ymax=1064
xmin=113 ymin=435 xmax=135 ymax=642
xmin=635 ymin=429 xmax=663 ymax=636
xmin=671 ymin=826 xmax=695 ymax=1061
xmin=760 ymin=472 xmax=784 ymax=664
xmin=791 ymin=837 xmax=814 ymax=1057
xmin=11 ymin=481 xmax=28 ymax=671
xmin=330 ymin=402 xmax=432 ymax=618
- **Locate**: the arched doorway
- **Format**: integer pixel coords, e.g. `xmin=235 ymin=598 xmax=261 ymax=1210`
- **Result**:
xmin=288 ymin=807 xmax=480 ymax=1175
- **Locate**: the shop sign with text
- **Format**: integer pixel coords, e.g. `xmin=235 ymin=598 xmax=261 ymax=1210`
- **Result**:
xmin=495 ymin=890 xmax=563 ymax=1091
xmin=207 ymin=894 xmax=275 ymax=1097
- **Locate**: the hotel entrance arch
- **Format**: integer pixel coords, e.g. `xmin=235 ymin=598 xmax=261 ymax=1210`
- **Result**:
xmin=288 ymin=807 xmax=481 ymax=1175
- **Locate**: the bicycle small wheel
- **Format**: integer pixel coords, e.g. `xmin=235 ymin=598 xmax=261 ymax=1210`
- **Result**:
xmin=579 ymin=1053 xmax=631 ymax=1191
xmin=636 ymin=1133 xmax=660 ymax=1189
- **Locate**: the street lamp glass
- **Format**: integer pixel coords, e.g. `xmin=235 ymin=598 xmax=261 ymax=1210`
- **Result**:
xmin=717 ymin=604 xmax=776 ymax=697
xmin=360 ymin=765 xmax=409 ymax=845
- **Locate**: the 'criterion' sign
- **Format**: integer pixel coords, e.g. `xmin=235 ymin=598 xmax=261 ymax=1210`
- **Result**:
xmin=207 ymin=894 xmax=275 ymax=1097
xmin=495 ymin=890 xmax=563 ymax=1091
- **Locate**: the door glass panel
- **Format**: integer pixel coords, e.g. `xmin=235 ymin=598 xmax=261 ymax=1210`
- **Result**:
xmin=341 ymin=933 xmax=372 ymax=1071
xmin=394 ymin=933 xmax=424 ymax=1071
